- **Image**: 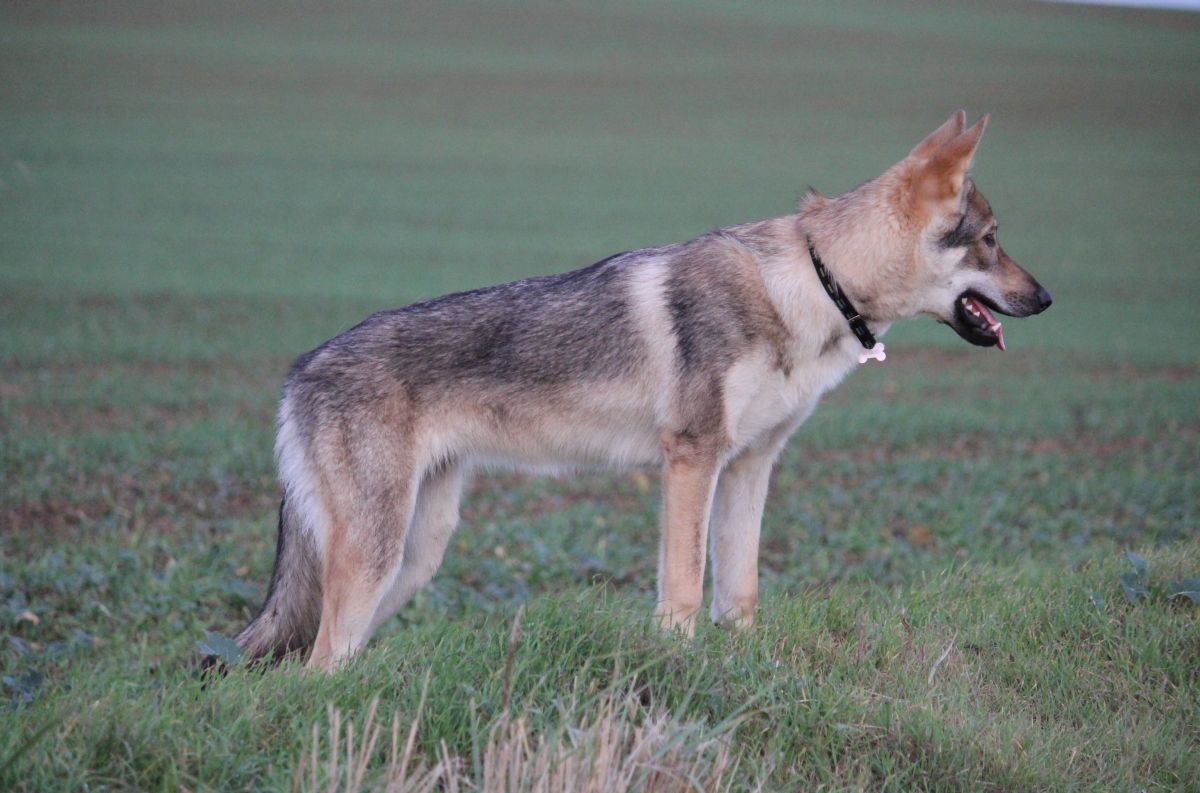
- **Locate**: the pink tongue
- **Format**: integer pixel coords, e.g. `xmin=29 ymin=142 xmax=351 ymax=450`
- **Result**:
xmin=968 ymin=297 xmax=1006 ymax=351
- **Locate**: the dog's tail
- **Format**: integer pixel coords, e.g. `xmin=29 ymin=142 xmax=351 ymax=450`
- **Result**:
xmin=230 ymin=494 xmax=323 ymax=664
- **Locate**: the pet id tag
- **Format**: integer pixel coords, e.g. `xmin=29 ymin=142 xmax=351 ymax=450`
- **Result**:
xmin=858 ymin=343 xmax=886 ymax=364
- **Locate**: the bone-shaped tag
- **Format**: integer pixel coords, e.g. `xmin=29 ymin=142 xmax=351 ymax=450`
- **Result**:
xmin=858 ymin=343 xmax=886 ymax=364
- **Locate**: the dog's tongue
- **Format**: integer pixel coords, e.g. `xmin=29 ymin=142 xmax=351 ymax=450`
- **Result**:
xmin=967 ymin=296 xmax=1005 ymax=351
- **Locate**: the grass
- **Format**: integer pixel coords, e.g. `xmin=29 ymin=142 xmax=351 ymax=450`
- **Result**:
xmin=1 ymin=0 xmax=1199 ymax=789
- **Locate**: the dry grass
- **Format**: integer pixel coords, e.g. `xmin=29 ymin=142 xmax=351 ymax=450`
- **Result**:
xmin=293 ymin=684 xmax=744 ymax=793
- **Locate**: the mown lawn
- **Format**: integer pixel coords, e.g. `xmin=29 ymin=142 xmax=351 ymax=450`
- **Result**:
xmin=2 ymin=1 xmax=1198 ymax=790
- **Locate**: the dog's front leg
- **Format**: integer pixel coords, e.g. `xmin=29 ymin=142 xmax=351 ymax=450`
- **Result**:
xmin=708 ymin=444 xmax=781 ymax=629
xmin=656 ymin=436 xmax=721 ymax=636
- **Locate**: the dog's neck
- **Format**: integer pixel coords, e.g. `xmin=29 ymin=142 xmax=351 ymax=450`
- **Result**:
xmin=746 ymin=215 xmax=892 ymax=363
xmin=806 ymin=237 xmax=879 ymax=352
xmin=794 ymin=174 xmax=920 ymax=324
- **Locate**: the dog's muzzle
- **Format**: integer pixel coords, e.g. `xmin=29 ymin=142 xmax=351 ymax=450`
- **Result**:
xmin=947 ymin=285 xmax=1051 ymax=350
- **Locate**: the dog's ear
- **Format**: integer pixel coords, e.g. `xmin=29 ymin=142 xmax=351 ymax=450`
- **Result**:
xmin=916 ymin=114 xmax=988 ymax=205
xmin=908 ymin=110 xmax=966 ymax=161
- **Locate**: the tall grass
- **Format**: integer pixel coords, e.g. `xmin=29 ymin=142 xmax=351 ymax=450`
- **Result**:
xmin=293 ymin=686 xmax=744 ymax=793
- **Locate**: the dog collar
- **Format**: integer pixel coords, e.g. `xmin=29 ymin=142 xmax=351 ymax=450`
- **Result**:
xmin=807 ymin=238 xmax=884 ymax=362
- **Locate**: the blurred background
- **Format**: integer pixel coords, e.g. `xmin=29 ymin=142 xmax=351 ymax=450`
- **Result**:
xmin=3 ymin=0 xmax=1198 ymax=603
xmin=2 ymin=1 xmax=1197 ymax=359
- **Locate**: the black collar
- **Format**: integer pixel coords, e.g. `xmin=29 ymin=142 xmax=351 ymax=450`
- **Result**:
xmin=807 ymin=237 xmax=878 ymax=351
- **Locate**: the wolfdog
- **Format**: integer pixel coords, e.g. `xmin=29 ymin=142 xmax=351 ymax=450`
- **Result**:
xmin=229 ymin=112 xmax=1051 ymax=670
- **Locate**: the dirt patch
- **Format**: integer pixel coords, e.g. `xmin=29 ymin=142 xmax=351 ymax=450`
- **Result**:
xmin=889 ymin=348 xmax=1199 ymax=382
xmin=1 ymin=354 xmax=289 ymax=382
xmin=2 ymin=467 xmax=653 ymax=549
xmin=1075 ymin=362 xmax=1199 ymax=382
xmin=1 ymin=355 xmax=285 ymax=437
xmin=765 ymin=424 xmax=1200 ymax=510
xmin=4 ymin=400 xmax=256 ymax=437
xmin=1 ymin=473 xmax=277 ymax=547
xmin=463 ymin=471 xmax=653 ymax=526
xmin=795 ymin=424 xmax=1197 ymax=470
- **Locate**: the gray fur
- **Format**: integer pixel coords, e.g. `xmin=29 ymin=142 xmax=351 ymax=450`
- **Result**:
xmin=288 ymin=250 xmax=644 ymax=421
xmin=938 ymin=180 xmax=991 ymax=253
xmin=222 ymin=113 xmax=1052 ymax=669
xmin=233 ymin=497 xmax=321 ymax=662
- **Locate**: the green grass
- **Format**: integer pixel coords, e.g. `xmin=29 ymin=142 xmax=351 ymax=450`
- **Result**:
xmin=2 ymin=1 xmax=1199 ymax=790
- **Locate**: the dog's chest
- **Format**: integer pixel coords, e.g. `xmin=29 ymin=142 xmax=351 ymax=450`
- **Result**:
xmin=722 ymin=343 xmax=860 ymax=449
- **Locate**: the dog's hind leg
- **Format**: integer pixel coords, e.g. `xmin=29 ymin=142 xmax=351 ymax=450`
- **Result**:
xmin=367 ymin=462 xmax=466 ymax=634
xmin=306 ymin=427 xmax=421 ymax=672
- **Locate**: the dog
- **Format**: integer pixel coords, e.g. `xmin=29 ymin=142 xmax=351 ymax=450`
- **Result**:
xmin=229 ymin=111 xmax=1051 ymax=670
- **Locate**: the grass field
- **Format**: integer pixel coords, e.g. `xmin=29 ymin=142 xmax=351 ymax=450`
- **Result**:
xmin=2 ymin=1 xmax=1199 ymax=790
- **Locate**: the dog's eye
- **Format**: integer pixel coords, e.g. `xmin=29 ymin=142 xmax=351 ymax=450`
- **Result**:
xmin=983 ymin=232 xmax=996 ymax=248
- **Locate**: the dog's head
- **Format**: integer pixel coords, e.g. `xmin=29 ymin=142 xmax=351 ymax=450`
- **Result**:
xmin=896 ymin=111 xmax=1052 ymax=349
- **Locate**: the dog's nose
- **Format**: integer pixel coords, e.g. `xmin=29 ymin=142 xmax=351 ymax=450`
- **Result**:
xmin=1034 ymin=285 xmax=1052 ymax=312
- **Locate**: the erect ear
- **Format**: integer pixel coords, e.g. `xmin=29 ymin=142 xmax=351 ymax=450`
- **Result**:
xmin=908 ymin=110 xmax=966 ymax=161
xmin=916 ymin=114 xmax=988 ymax=205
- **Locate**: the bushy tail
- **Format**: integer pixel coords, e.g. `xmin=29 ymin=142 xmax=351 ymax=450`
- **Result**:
xmin=232 ymin=496 xmax=322 ymax=664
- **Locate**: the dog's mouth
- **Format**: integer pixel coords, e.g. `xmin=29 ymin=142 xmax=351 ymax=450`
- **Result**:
xmin=949 ymin=291 xmax=1006 ymax=350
